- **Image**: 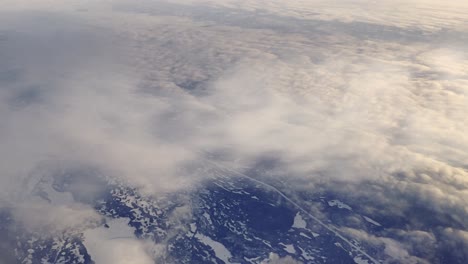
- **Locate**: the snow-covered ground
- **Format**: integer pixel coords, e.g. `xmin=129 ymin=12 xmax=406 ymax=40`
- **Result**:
xmin=363 ymin=216 xmax=382 ymax=227
xmin=291 ymin=212 xmax=307 ymax=229
xmin=328 ymin=200 xmax=353 ymax=211
xmin=195 ymin=233 xmax=235 ymax=264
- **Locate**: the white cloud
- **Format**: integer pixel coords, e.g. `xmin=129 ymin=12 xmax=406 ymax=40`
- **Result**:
xmin=83 ymin=218 xmax=154 ymax=264
xmin=341 ymin=227 xmax=429 ymax=264
xmin=0 ymin=0 xmax=467 ymax=262
xmin=12 ymin=200 xmax=102 ymax=235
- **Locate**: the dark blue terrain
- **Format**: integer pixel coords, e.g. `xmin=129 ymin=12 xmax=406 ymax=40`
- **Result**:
xmin=6 ymin=164 xmax=383 ymax=264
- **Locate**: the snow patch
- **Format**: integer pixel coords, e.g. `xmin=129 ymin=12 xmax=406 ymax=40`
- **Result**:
xmin=195 ymin=233 xmax=234 ymax=263
xmin=363 ymin=216 xmax=381 ymax=226
xmin=354 ymin=256 xmax=370 ymax=264
xmin=328 ymin=199 xmax=352 ymax=210
xmin=298 ymin=246 xmax=314 ymax=261
xmin=292 ymin=212 xmax=307 ymax=229
xmin=203 ymin=212 xmax=213 ymax=225
xmin=189 ymin=223 xmax=197 ymax=233
xmin=279 ymin=243 xmax=296 ymax=254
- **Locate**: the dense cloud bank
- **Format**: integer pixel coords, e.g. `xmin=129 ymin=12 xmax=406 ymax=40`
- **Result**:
xmin=0 ymin=0 xmax=467 ymax=263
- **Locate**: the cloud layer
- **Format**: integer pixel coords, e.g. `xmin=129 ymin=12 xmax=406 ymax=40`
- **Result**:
xmin=0 ymin=0 xmax=467 ymax=262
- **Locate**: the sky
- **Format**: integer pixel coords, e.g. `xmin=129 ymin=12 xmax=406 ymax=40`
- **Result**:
xmin=0 ymin=0 xmax=467 ymax=263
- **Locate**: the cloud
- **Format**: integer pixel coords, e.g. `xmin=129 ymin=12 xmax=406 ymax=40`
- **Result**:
xmin=439 ymin=228 xmax=468 ymax=261
xmin=12 ymin=200 xmax=102 ymax=235
xmin=341 ymin=227 xmax=429 ymax=264
xmin=83 ymin=218 xmax=154 ymax=264
xmin=163 ymin=0 xmax=468 ymax=31
xmin=0 ymin=0 xmax=467 ymax=262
